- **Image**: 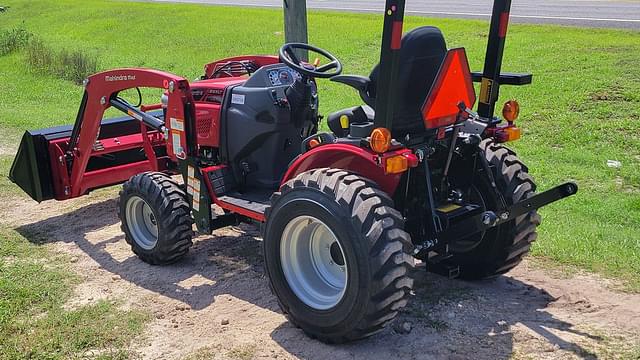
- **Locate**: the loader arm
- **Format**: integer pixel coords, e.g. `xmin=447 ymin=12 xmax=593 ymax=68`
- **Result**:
xmin=63 ymin=68 xmax=197 ymax=198
xmin=10 ymin=68 xmax=197 ymax=201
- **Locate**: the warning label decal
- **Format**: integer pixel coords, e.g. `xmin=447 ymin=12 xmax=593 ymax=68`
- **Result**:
xmin=479 ymin=78 xmax=493 ymax=105
xmin=170 ymin=118 xmax=184 ymax=132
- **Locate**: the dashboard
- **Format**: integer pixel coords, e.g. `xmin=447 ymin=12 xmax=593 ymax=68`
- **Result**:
xmin=267 ymin=67 xmax=302 ymax=86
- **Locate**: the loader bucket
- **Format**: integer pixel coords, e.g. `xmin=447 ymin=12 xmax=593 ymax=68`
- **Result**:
xmin=9 ymin=115 xmax=147 ymax=202
xmin=10 ymin=126 xmax=71 ymax=202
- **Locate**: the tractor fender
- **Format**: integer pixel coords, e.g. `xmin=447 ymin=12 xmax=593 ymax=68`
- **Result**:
xmin=281 ymin=144 xmax=403 ymax=195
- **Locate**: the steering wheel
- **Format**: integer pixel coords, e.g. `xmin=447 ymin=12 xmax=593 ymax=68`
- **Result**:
xmin=279 ymin=43 xmax=343 ymax=79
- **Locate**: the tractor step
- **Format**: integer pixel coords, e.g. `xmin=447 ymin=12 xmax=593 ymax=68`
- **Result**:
xmin=217 ymin=190 xmax=271 ymax=215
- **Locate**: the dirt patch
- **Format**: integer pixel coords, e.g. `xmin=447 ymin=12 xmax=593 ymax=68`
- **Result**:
xmin=2 ymin=193 xmax=639 ymax=360
xmin=0 ymin=140 xmax=15 ymax=157
xmin=0 ymin=130 xmax=21 ymax=157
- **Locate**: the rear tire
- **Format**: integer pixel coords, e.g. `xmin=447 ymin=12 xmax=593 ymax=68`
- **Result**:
xmin=118 ymin=172 xmax=194 ymax=265
xmin=263 ymin=169 xmax=414 ymax=343
xmin=445 ymin=140 xmax=541 ymax=279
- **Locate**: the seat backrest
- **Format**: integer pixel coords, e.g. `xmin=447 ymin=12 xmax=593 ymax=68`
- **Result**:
xmin=369 ymin=26 xmax=447 ymax=136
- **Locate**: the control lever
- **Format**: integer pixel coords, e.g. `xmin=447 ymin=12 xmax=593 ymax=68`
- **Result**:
xmin=270 ymin=89 xmax=288 ymax=108
xmin=457 ymin=101 xmax=483 ymax=122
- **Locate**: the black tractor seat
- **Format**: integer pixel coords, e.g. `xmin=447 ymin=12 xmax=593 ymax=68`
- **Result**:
xmin=327 ymin=26 xmax=447 ymax=138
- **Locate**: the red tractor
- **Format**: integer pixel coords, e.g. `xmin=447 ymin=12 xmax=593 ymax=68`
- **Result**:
xmin=10 ymin=0 xmax=576 ymax=343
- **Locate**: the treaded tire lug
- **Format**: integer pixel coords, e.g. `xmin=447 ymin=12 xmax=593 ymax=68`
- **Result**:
xmin=118 ymin=172 xmax=194 ymax=265
xmin=263 ymin=168 xmax=415 ymax=343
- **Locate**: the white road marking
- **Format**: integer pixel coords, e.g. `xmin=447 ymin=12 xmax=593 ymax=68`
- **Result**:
xmin=165 ymin=1 xmax=640 ymax=24
xmin=423 ymin=12 xmax=640 ymax=23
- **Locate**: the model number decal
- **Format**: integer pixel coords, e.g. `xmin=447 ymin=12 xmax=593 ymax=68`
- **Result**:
xmin=105 ymin=75 xmax=136 ymax=82
xmin=231 ymin=94 xmax=245 ymax=105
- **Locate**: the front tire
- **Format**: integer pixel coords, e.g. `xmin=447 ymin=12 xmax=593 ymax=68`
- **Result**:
xmin=263 ymin=169 xmax=414 ymax=343
xmin=118 ymin=172 xmax=194 ymax=265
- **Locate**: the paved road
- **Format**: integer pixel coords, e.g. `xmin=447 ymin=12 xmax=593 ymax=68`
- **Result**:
xmin=149 ymin=0 xmax=640 ymax=29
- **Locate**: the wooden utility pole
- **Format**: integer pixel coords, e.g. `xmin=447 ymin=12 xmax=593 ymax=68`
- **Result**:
xmin=283 ymin=0 xmax=308 ymax=61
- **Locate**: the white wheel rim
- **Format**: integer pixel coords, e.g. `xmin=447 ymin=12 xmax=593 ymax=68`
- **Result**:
xmin=280 ymin=216 xmax=348 ymax=310
xmin=125 ymin=196 xmax=158 ymax=250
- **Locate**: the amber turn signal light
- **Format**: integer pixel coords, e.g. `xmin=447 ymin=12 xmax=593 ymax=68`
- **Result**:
xmin=502 ymin=100 xmax=520 ymax=122
xmin=370 ymin=128 xmax=392 ymax=153
xmin=500 ymin=126 xmax=521 ymax=142
xmin=385 ymin=155 xmax=409 ymax=174
xmin=504 ymin=126 xmax=521 ymax=141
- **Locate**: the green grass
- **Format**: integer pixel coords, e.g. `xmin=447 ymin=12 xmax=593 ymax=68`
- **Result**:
xmin=0 ymin=0 xmax=637 ymax=294
xmin=0 ymin=26 xmax=31 ymax=56
xmin=0 ymin=146 xmax=149 ymax=358
xmin=24 ymin=37 xmax=99 ymax=84
xmin=0 ymin=225 xmax=150 ymax=359
xmin=184 ymin=344 xmax=257 ymax=360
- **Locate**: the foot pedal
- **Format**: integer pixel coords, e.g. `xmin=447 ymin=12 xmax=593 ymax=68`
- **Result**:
xmin=205 ymin=166 xmax=236 ymax=196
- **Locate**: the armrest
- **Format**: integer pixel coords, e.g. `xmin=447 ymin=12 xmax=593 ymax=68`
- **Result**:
xmin=330 ymin=75 xmax=371 ymax=92
xmin=330 ymin=75 xmax=376 ymax=108
xmin=471 ymin=72 xmax=533 ymax=86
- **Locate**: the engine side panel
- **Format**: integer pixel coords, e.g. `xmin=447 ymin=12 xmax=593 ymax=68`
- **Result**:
xmin=191 ymin=78 xmax=246 ymax=148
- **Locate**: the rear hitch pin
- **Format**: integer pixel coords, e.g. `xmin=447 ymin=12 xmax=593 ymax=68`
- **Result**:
xmin=413 ymin=239 xmax=437 ymax=255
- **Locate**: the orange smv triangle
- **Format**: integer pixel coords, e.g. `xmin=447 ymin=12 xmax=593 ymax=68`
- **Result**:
xmin=421 ymin=48 xmax=476 ymax=129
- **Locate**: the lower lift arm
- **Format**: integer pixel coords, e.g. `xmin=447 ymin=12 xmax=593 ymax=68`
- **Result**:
xmin=441 ymin=182 xmax=578 ymax=241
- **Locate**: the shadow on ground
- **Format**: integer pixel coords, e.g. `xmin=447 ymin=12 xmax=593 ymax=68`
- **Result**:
xmin=16 ymin=198 xmax=276 ymax=312
xmin=16 ymin=198 xmax=602 ymax=360
xmin=269 ymin=269 xmax=601 ymax=360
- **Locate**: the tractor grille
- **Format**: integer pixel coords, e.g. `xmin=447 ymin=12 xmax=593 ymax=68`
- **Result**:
xmin=197 ymin=117 xmax=211 ymax=137
xmin=211 ymin=60 xmax=258 ymax=78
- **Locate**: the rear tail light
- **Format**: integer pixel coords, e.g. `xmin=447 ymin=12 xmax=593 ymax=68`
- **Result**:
xmin=488 ymin=100 xmax=522 ymax=143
